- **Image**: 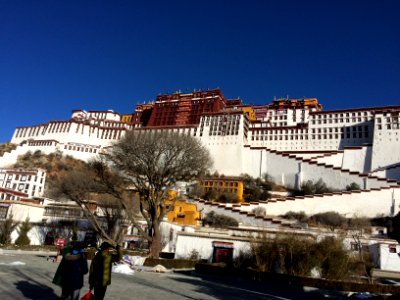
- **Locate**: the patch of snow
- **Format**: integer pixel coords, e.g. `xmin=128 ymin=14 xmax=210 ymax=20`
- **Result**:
xmin=151 ymin=264 xmax=168 ymax=273
xmin=112 ymin=263 xmax=135 ymax=275
xmin=0 ymin=261 xmax=26 ymax=266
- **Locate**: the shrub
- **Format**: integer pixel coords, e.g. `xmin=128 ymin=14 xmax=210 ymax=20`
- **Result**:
xmin=233 ymin=249 xmax=254 ymax=270
xmin=282 ymin=211 xmax=308 ymax=223
xmin=189 ymin=249 xmax=200 ymax=260
xmin=252 ymin=207 xmax=266 ymax=217
xmin=217 ymin=193 xmax=239 ymax=203
xmin=279 ymin=235 xmax=318 ymax=277
xmin=346 ymin=182 xmax=361 ymax=191
xmin=314 ymin=237 xmax=349 ymax=280
xmin=202 ymin=211 xmax=239 ymax=228
xmin=249 ymin=234 xmax=351 ymax=280
xmin=251 ymin=236 xmax=281 ymax=272
xmin=309 ymin=211 xmax=346 ymax=231
xmin=295 ymin=178 xmax=333 ymax=196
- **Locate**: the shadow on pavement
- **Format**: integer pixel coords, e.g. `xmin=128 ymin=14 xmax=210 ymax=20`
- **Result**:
xmin=172 ymin=271 xmax=348 ymax=300
xmin=15 ymin=280 xmax=58 ymax=300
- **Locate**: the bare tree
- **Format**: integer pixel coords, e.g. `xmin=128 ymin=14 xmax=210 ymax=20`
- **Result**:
xmin=106 ymin=131 xmax=212 ymax=257
xmin=50 ymin=161 xmax=130 ymax=245
xmin=51 ymin=131 xmax=212 ymax=258
xmin=347 ymin=216 xmax=373 ymax=281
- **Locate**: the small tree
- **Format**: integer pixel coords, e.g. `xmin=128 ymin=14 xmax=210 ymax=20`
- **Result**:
xmin=241 ymin=174 xmax=272 ymax=202
xmin=0 ymin=214 xmax=18 ymax=245
xmin=15 ymin=218 xmax=32 ymax=246
xmin=347 ymin=216 xmax=373 ymax=281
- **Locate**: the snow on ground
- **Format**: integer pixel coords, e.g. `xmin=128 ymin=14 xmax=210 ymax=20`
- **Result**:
xmin=112 ymin=263 xmax=135 ymax=275
xmin=0 ymin=261 xmax=26 ymax=265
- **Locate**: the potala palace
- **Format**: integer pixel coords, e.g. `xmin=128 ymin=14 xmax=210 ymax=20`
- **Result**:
xmin=2 ymin=88 xmax=400 ymax=219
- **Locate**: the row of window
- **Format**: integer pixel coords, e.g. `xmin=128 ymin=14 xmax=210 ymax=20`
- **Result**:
xmin=0 ymin=174 xmax=31 ymax=181
xmin=376 ymin=117 xmax=399 ymax=123
xmin=377 ymin=124 xmax=400 ymax=130
xmin=312 ymin=111 xmax=370 ymax=119
xmin=252 ymin=131 xmax=369 ymax=141
xmin=47 ymin=122 xmax=71 ymax=134
xmin=44 ymin=208 xmax=83 ymax=217
xmin=64 ymin=145 xmax=98 ymax=153
xmin=28 ymin=141 xmax=55 ymax=147
xmin=0 ymin=193 xmax=23 ymax=202
xmin=311 ymin=117 xmax=370 ymax=125
xmin=201 ymin=115 xmax=242 ymax=127
xmin=252 ymin=125 xmax=370 ymax=135
xmin=202 ymin=181 xmax=239 ymax=187
xmin=0 ymin=173 xmax=43 ymax=183
xmin=350 ymin=243 xmax=397 ymax=253
xmin=2 ymin=182 xmax=42 ymax=194
xmin=203 ymin=187 xmax=238 ymax=193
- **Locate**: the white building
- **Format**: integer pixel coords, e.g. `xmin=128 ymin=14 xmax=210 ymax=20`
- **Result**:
xmin=0 ymin=168 xmax=46 ymax=199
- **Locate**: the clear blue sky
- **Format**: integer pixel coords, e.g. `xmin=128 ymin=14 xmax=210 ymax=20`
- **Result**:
xmin=1 ymin=1 xmax=399 ymax=143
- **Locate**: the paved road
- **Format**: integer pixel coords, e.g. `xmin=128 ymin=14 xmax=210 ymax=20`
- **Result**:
xmin=0 ymin=252 xmax=348 ymax=300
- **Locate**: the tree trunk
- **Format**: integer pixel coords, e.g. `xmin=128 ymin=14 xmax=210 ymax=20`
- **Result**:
xmin=149 ymin=219 xmax=162 ymax=258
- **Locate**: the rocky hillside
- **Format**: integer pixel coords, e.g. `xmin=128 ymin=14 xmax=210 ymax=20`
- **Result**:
xmin=0 ymin=142 xmax=16 ymax=157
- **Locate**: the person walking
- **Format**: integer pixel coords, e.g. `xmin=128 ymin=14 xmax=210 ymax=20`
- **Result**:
xmin=52 ymin=241 xmax=89 ymax=300
xmin=89 ymin=242 xmax=122 ymax=300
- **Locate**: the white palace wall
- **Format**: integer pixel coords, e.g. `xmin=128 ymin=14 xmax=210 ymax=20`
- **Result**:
xmin=265 ymin=187 xmax=400 ymax=218
xmin=239 ymin=147 xmax=396 ymax=191
xmin=221 ymin=186 xmax=400 ymax=218
xmin=197 ymin=113 xmax=247 ymax=176
xmin=11 ymin=121 xmax=127 ymax=149
xmin=371 ymin=112 xmax=400 ymax=170
xmin=341 ymin=146 xmax=372 ymax=173
xmin=309 ymin=152 xmax=343 ymax=168
xmin=200 ymin=135 xmax=245 ymax=176
xmin=195 ymin=187 xmax=399 ymax=222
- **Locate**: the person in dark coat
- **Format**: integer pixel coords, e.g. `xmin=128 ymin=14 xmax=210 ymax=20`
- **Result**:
xmin=53 ymin=241 xmax=89 ymax=300
xmin=89 ymin=242 xmax=122 ymax=300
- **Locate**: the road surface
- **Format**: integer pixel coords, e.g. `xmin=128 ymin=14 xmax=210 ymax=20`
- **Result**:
xmin=0 ymin=251 xmax=349 ymax=299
